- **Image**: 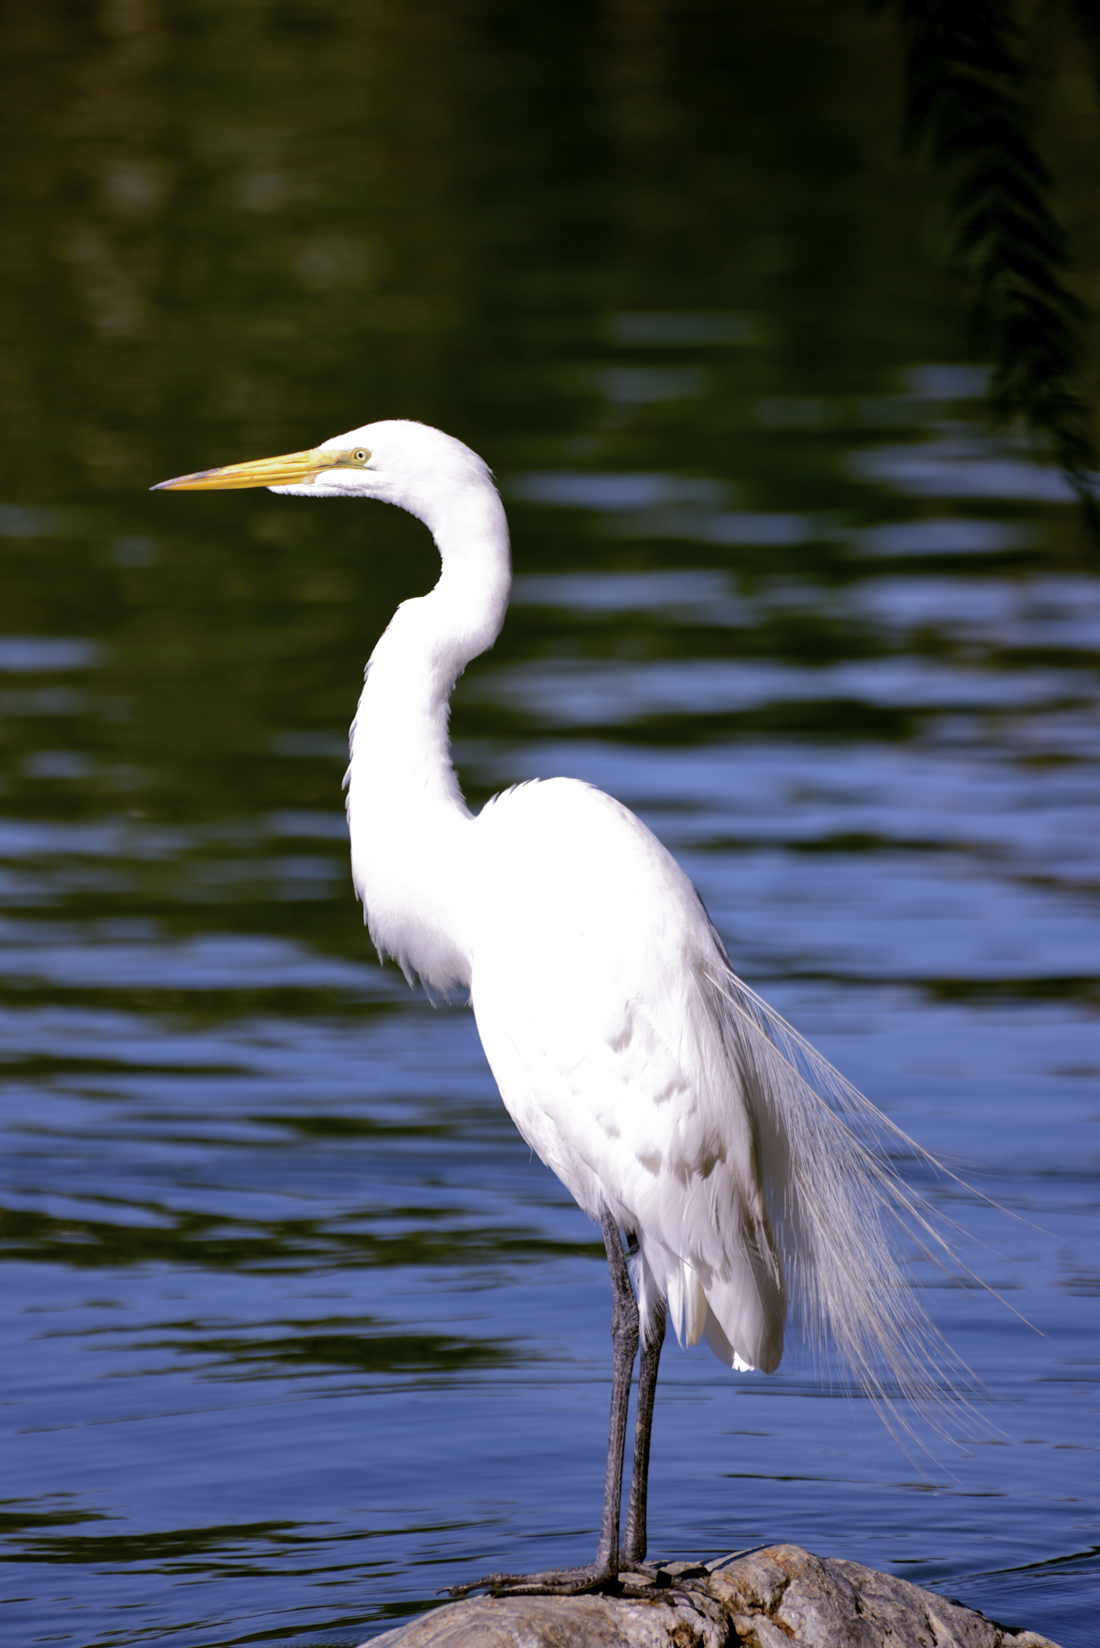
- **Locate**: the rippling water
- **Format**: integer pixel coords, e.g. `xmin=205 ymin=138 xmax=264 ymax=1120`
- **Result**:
xmin=2 ymin=4 xmax=1098 ymax=1646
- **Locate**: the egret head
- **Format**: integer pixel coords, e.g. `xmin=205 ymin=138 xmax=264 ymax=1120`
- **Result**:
xmin=152 ymin=419 xmax=496 ymax=534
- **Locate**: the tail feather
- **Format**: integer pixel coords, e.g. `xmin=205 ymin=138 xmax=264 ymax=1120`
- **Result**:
xmin=703 ymin=962 xmax=976 ymax=1436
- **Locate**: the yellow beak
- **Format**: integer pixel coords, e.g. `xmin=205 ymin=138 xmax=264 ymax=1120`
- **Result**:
xmin=152 ymin=447 xmax=340 ymax=491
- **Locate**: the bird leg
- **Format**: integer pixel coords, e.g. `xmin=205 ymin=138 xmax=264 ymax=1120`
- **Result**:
xmin=447 ymin=1204 xmax=647 ymax=1599
xmin=593 ymin=1200 xmax=640 ymax=1575
xmin=620 ymin=1292 xmax=666 ymax=1568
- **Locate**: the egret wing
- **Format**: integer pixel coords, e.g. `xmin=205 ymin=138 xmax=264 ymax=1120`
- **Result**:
xmin=469 ymin=778 xmax=785 ymax=1371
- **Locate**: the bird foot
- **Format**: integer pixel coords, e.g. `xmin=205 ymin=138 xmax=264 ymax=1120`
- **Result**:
xmin=447 ymin=1559 xmax=705 ymax=1600
xmin=446 ymin=1562 xmax=621 ymax=1599
xmin=621 ymin=1558 xmax=713 ymax=1596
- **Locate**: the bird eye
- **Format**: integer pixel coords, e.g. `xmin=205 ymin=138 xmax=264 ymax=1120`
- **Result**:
xmin=353 ymin=449 xmax=369 ymax=463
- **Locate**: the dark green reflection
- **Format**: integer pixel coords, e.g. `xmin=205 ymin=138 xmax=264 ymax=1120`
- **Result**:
xmin=148 ymin=1316 xmax=520 ymax=1377
xmin=7 ymin=1518 xmax=308 ymax=1567
xmin=1 ymin=0 xmax=1094 ymax=970
xmin=0 ymin=1205 xmax=604 ymax=1271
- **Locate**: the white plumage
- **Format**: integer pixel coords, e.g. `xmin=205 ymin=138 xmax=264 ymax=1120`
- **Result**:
xmin=155 ymin=417 xmax=958 ymax=1594
xmin=469 ymin=778 xmax=784 ymax=1373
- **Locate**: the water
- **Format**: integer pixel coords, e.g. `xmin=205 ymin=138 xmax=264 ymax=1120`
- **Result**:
xmin=1 ymin=3 xmax=1097 ymax=1644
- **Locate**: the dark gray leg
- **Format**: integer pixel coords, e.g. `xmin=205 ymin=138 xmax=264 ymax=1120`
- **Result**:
xmin=447 ymin=1204 xmax=641 ymax=1599
xmin=620 ymin=1294 xmax=666 ymax=1567
xmin=594 ymin=1203 xmax=640 ymax=1574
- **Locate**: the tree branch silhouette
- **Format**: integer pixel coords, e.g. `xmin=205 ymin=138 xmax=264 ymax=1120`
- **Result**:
xmin=879 ymin=0 xmax=1099 ymax=542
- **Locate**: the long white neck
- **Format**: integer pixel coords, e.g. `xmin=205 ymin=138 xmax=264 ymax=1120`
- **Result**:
xmin=345 ymin=478 xmax=511 ymax=992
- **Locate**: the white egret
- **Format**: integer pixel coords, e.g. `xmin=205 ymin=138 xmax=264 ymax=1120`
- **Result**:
xmin=155 ymin=420 xmax=959 ymax=1598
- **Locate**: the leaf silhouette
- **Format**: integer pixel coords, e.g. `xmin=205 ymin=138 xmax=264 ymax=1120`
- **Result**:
xmin=878 ymin=0 xmax=1100 ymax=543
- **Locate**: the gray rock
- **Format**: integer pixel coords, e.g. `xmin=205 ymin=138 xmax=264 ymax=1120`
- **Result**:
xmin=360 ymin=1544 xmax=1062 ymax=1648
xmin=708 ymin=1546 xmax=1056 ymax=1648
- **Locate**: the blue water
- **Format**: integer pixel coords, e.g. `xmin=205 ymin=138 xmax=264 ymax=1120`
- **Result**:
xmin=1 ymin=4 xmax=1098 ymax=1642
xmin=3 ymin=400 xmax=1097 ymax=1642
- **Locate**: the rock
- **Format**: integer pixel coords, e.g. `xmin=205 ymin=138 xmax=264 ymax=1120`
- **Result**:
xmin=707 ymin=1546 xmax=1057 ymax=1648
xmin=363 ymin=1583 xmax=729 ymax=1648
xmin=359 ymin=1544 xmax=1062 ymax=1648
